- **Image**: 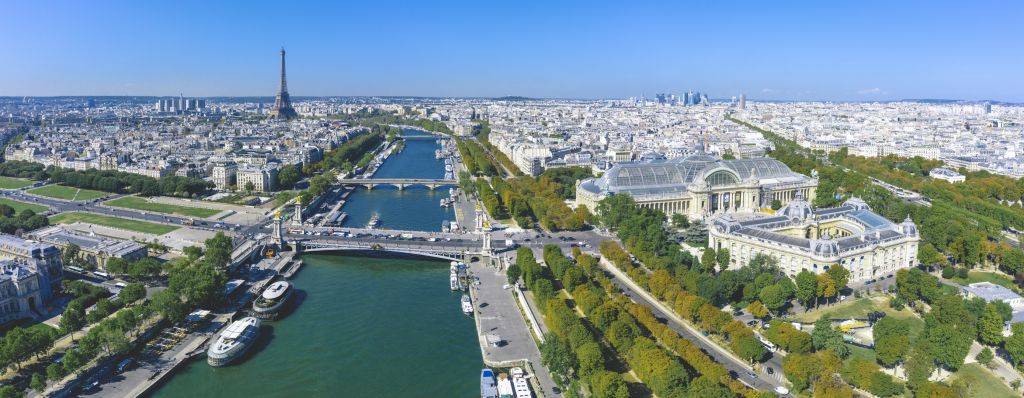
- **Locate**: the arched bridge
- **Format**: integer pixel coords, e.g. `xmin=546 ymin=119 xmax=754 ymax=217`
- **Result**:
xmin=336 ymin=178 xmax=457 ymax=190
xmin=294 ymin=237 xmax=484 ymax=261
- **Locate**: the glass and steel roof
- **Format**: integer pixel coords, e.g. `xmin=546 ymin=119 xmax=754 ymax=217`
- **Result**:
xmin=587 ymin=156 xmax=808 ymax=198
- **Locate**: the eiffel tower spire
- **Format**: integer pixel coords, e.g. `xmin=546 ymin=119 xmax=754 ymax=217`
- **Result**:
xmin=269 ymin=47 xmax=298 ymax=120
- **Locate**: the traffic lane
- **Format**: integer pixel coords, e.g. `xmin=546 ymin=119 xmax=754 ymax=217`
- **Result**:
xmin=608 ymin=275 xmax=784 ymax=391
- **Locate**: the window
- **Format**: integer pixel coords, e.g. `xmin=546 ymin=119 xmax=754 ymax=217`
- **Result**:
xmin=705 ymin=170 xmax=739 ymax=186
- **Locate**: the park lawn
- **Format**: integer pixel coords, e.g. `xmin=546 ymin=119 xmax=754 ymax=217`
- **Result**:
xmin=951 ymin=271 xmax=1019 ymax=291
xmin=105 ymin=196 xmax=220 ymax=218
xmin=49 ymin=212 xmax=179 ymax=235
xmin=28 ymin=185 xmax=109 ymax=201
xmin=0 ymin=197 xmax=47 ymax=213
xmin=845 ymin=343 xmax=876 ymax=364
xmin=950 ymin=363 xmax=1017 ymax=397
xmin=790 ymin=296 xmax=926 ymax=337
xmin=0 ymin=176 xmax=35 ymax=189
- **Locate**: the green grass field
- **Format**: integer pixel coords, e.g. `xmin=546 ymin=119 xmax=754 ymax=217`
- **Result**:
xmin=950 ymin=363 xmax=1018 ymax=397
xmin=28 ymin=185 xmax=109 ymax=201
xmin=105 ymin=196 xmax=220 ymax=218
xmin=790 ymin=296 xmax=926 ymax=338
xmin=0 ymin=176 xmax=35 ymax=190
xmin=0 ymin=197 xmax=48 ymax=214
xmin=49 ymin=212 xmax=179 ymax=235
xmin=951 ymin=271 xmax=1019 ymax=292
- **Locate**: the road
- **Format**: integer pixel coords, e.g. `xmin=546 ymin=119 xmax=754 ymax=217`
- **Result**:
xmin=598 ymin=258 xmax=789 ymax=392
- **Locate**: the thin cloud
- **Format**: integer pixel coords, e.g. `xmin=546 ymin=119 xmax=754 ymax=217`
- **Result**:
xmin=761 ymin=88 xmax=775 ymax=93
xmin=857 ymin=88 xmax=887 ymax=95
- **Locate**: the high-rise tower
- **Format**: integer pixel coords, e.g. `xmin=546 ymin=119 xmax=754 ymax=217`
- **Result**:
xmin=269 ymin=47 xmax=298 ymax=120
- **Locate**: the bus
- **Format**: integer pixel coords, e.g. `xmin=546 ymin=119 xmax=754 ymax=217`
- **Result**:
xmin=94 ymin=271 xmax=110 ymax=280
xmin=755 ymin=333 xmax=777 ymax=352
xmin=67 ymin=266 xmax=84 ymax=274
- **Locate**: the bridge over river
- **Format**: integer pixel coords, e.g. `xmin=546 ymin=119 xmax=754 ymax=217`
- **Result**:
xmin=335 ymin=178 xmax=457 ymax=190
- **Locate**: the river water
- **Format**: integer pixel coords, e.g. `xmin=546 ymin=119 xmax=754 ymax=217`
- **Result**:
xmin=341 ymin=135 xmax=456 ymax=232
xmin=152 ymin=131 xmax=481 ymax=397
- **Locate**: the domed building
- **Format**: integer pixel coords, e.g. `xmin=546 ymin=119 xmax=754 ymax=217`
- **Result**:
xmin=708 ymin=197 xmax=920 ymax=282
xmin=575 ymin=154 xmax=818 ymax=219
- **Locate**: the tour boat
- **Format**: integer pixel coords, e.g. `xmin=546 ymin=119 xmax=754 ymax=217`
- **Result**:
xmin=481 ymin=369 xmax=498 ymax=398
xmin=497 ymin=373 xmax=514 ymax=398
xmin=461 ymin=294 xmax=474 ymax=315
xmin=207 ymin=317 xmax=261 ymax=367
xmin=450 ymin=273 xmax=461 ymax=291
xmin=252 ymin=281 xmax=294 ymax=320
xmin=511 ymin=368 xmax=531 ymax=398
xmin=367 ymin=214 xmax=381 ymax=229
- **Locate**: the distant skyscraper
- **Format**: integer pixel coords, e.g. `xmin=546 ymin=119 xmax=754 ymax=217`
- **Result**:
xmin=739 ymin=93 xmax=746 ymax=110
xmin=269 ymin=47 xmax=298 ymax=120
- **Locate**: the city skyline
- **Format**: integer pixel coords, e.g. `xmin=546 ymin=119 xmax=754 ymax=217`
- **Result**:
xmin=1 ymin=1 xmax=1022 ymax=102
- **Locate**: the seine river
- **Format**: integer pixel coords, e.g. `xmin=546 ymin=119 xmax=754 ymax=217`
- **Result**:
xmin=152 ymin=131 xmax=480 ymax=397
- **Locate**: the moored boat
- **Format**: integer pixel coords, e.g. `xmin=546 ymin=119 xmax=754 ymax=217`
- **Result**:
xmin=450 ymin=274 xmax=460 ymax=291
xmin=481 ymin=368 xmax=498 ymax=398
xmin=461 ymin=294 xmax=473 ymax=315
xmin=252 ymin=281 xmax=294 ymax=320
xmin=207 ymin=317 xmax=261 ymax=367
xmin=367 ymin=214 xmax=381 ymax=229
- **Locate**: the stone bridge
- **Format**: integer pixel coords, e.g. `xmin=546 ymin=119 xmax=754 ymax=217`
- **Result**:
xmin=335 ymin=178 xmax=457 ymax=190
xmin=293 ymin=237 xmax=486 ymax=261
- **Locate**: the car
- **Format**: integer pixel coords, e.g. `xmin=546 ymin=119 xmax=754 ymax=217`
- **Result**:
xmin=774 ymin=386 xmax=790 ymax=395
xmin=745 ymin=371 xmax=757 ymax=379
xmin=766 ymin=367 xmax=774 ymax=375
xmin=865 ymin=279 xmax=875 ymax=285
xmin=82 ymin=378 xmax=101 ymax=392
xmin=746 ymin=320 xmax=758 ymax=326
xmin=117 ymin=358 xmax=135 ymax=373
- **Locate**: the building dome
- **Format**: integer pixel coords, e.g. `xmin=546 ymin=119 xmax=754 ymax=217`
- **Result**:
xmin=779 ymin=191 xmax=813 ymax=221
xmin=811 ymin=239 xmax=839 ymax=257
xmin=899 ymin=215 xmax=918 ymax=237
xmin=843 ymin=197 xmax=871 ymax=211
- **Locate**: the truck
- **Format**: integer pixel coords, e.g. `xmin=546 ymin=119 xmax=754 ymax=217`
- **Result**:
xmin=505 ymin=239 xmax=517 ymax=249
xmin=400 ymin=233 xmax=414 ymax=240
xmin=181 ymin=218 xmax=195 ymax=226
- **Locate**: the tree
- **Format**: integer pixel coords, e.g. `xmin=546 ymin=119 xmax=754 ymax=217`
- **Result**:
xmin=59 ymin=301 xmax=86 ymax=335
xmin=826 ymin=264 xmax=850 ymax=294
xmin=796 ymin=270 xmax=818 ymax=310
xmin=183 ymin=246 xmax=204 ymax=262
xmin=539 ymin=334 xmax=576 ymax=387
xmin=812 ymin=318 xmax=849 ymax=359
xmin=30 ymin=373 xmax=45 ymax=392
xmin=244 ymin=181 xmax=255 ymax=192
xmin=670 ymin=213 xmax=690 ymax=229
xmin=715 ymin=248 xmax=730 ymax=271
xmin=817 ymin=274 xmax=837 ymax=305
xmin=977 ymin=347 xmax=994 ymax=368
xmin=771 ymin=199 xmax=782 ymax=210
xmin=873 ymin=317 xmax=910 ymax=367
xmin=686 ymin=375 xmax=733 ymax=398
xmin=590 ymin=371 xmax=629 ymax=398
xmin=119 ymin=282 xmax=146 ymax=304
xmin=152 ymin=289 xmax=188 ymax=323
xmin=506 ymin=263 xmax=521 ymax=285
xmin=277 ymin=164 xmax=302 ymax=189
xmin=759 ymin=285 xmax=787 ymax=315
xmin=62 ymin=243 xmax=80 ymax=268
xmin=977 ymin=303 xmax=1005 ymax=345
xmin=747 ymin=300 xmax=769 ymax=319
xmin=1005 ymin=323 xmax=1024 ymax=366
xmin=701 ymin=248 xmax=716 ymax=272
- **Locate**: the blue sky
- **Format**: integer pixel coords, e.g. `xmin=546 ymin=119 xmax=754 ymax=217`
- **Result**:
xmin=2 ymin=1 xmax=1021 ymax=101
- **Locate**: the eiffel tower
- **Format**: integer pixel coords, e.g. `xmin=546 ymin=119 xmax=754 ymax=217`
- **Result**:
xmin=269 ymin=47 xmax=298 ymax=120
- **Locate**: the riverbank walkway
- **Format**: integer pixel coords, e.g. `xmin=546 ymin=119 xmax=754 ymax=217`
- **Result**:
xmin=468 ymin=258 xmax=559 ymax=398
